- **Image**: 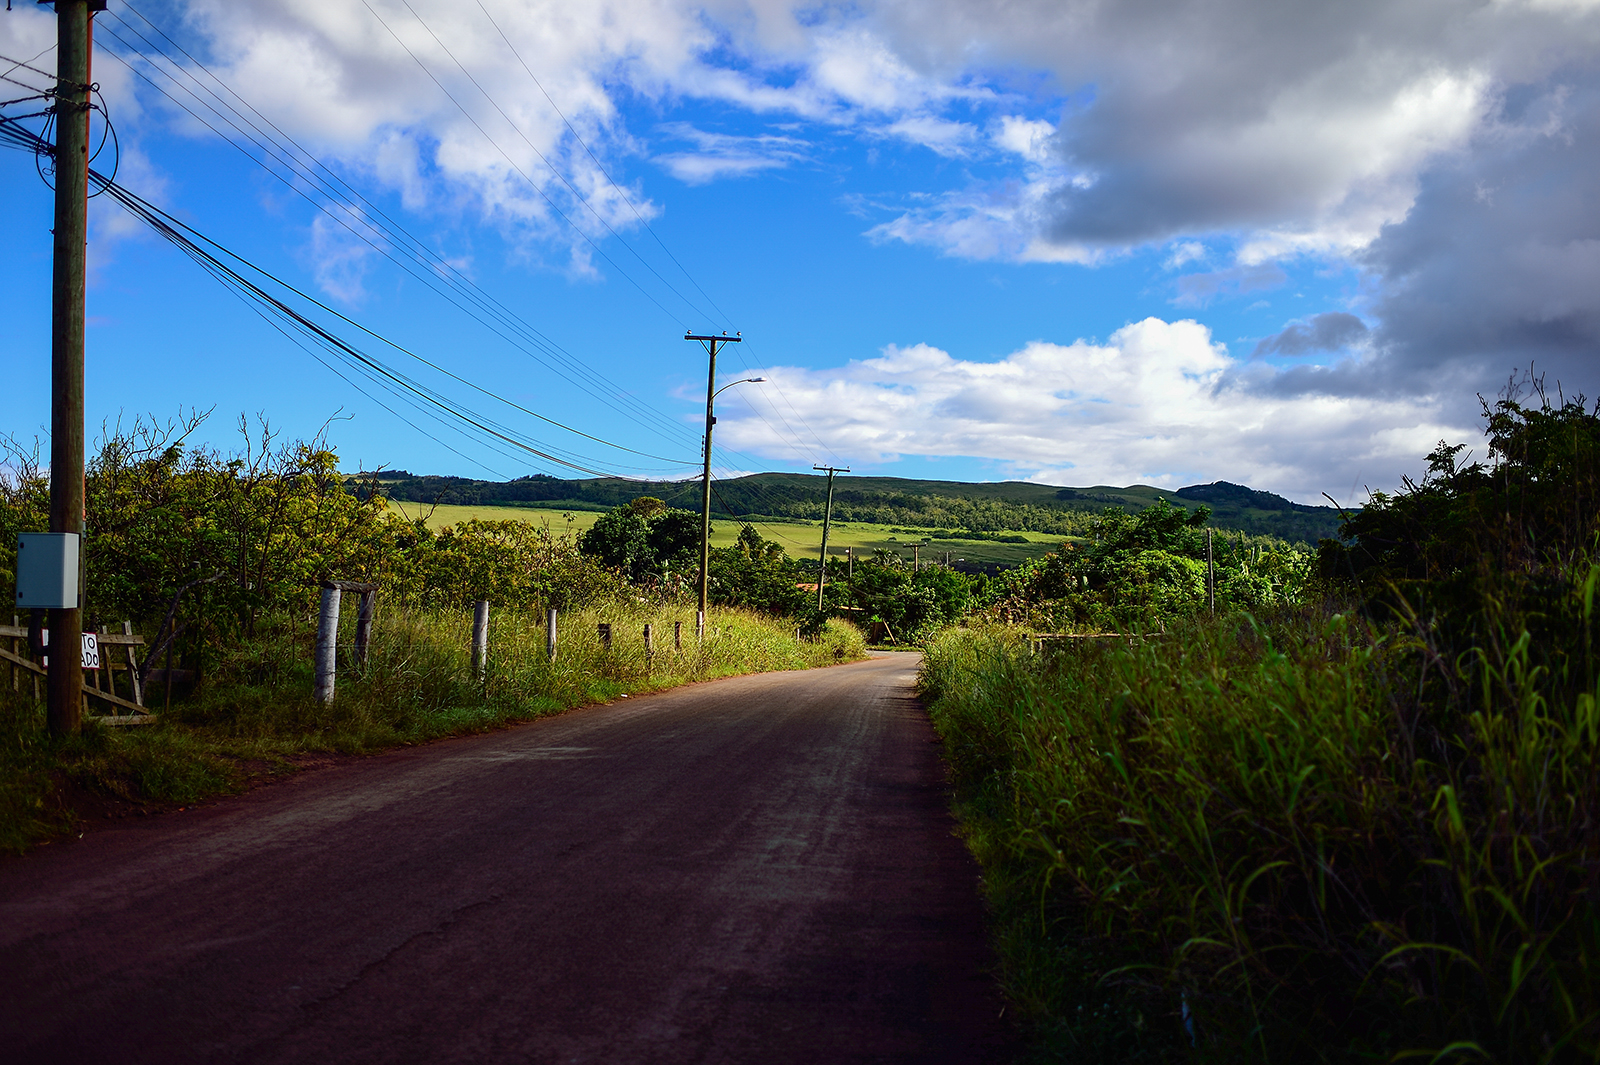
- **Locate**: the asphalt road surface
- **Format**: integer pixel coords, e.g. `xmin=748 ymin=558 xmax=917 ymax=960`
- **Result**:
xmin=0 ymin=652 xmax=1015 ymax=1064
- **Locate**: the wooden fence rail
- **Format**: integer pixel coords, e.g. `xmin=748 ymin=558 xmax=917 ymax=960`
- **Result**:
xmin=0 ymin=618 xmax=154 ymax=725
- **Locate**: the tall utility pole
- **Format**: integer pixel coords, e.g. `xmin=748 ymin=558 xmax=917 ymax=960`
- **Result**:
xmin=47 ymin=0 xmax=100 ymax=736
xmin=685 ymin=330 xmax=741 ymax=637
xmin=813 ymin=465 xmax=849 ymax=610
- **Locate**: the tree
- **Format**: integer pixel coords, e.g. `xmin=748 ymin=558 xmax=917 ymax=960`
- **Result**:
xmin=707 ymin=525 xmax=809 ymax=617
xmin=576 ymin=497 xmax=698 ymax=583
xmin=1319 ymin=383 xmax=1600 ymax=634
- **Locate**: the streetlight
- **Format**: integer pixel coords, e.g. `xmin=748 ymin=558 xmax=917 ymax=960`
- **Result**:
xmin=685 ymin=330 xmax=759 ymax=638
xmin=716 ymin=377 xmax=766 ymax=398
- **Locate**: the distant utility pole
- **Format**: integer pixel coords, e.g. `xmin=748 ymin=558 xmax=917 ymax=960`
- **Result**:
xmin=813 ymin=465 xmax=849 ymax=610
xmin=46 ymin=0 xmax=101 ymax=736
xmin=685 ymin=330 xmax=742 ymax=637
xmin=1206 ymin=529 xmax=1216 ymax=614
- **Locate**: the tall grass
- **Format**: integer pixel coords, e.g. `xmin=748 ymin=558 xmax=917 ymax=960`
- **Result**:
xmin=921 ymin=587 xmax=1600 ymax=1061
xmin=0 ymin=604 xmax=864 ymax=853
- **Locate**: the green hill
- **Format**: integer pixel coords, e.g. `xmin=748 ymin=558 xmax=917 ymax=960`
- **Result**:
xmin=356 ymin=470 xmax=1346 ymax=546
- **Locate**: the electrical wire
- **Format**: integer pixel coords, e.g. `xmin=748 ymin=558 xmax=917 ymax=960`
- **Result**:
xmin=397 ymin=0 xmax=717 ymax=328
xmin=470 ymin=0 xmax=734 ymax=330
xmin=356 ymin=0 xmax=689 ymax=329
xmin=96 ymin=6 xmax=844 ymax=479
xmin=0 ymin=111 xmax=697 ymax=481
xmin=104 ymin=6 xmax=707 ymax=454
xmin=110 ymin=5 xmax=844 ymax=471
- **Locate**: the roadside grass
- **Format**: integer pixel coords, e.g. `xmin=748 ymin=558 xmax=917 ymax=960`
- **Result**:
xmin=0 ymin=605 xmax=866 ymax=854
xmin=920 ymin=593 xmax=1600 ymax=1062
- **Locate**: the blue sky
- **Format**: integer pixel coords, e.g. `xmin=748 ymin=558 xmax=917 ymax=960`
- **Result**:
xmin=3 ymin=0 xmax=1599 ymax=505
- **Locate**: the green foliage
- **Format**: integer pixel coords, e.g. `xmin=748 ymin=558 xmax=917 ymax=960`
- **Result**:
xmin=922 ymin=589 xmax=1600 ymax=1061
xmin=707 ymin=524 xmax=810 ymax=616
xmin=1321 ymin=384 xmax=1600 ymax=638
xmin=575 ymin=497 xmax=699 ymax=584
xmin=408 ymin=518 xmax=621 ymax=611
xmin=984 ymin=500 xmax=1310 ymax=631
xmin=921 ymin=386 xmax=1600 ymax=1061
xmin=371 ymin=470 xmax=1346 ymax=544
xmin=832 ymin=550 xmax=974 ymax=642
xmin=1 ymin=416 xmax=626 ymax=680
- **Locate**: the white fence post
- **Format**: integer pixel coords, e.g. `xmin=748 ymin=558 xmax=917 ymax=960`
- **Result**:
xmin=546 ymin=607 xmax=558 ymax=660
xmin=314 ymin=583 xmax=341 ymax=704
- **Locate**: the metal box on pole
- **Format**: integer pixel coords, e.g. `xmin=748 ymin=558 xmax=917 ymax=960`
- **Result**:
xmin=16 ymin=533 xmax=79 ymax=609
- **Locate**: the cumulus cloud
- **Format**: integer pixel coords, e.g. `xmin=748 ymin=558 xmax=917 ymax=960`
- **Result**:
xmin=716 ymin=318 xmax=1470 ymax=502
xmin=42 ymin=0 xmax=1600 ymax=479
xmin=1354 ymin=75 xmax=1600 ymax=399
xmin=862 ymin=0 xmax=1600 ymax=257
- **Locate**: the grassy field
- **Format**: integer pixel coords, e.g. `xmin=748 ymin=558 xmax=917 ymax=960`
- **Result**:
xmin=384 ymin=500 xmax=1070 ymax=568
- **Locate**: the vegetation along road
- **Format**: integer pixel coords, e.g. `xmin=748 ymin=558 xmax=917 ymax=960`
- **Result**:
xmin=0 ymin=652 xmax=1013 ymax=1064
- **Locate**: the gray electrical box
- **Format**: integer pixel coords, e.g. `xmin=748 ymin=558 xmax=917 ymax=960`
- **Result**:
xmin=16 ymin=533 xmax=80 ymax=609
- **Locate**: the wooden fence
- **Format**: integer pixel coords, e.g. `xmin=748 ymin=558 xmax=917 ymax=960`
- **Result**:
xmin=0 ymin=616 xmax=155 ymax=725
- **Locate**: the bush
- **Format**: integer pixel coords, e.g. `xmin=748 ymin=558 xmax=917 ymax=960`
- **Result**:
xmin=921 ymin=384 xmax=1600 ymax=1061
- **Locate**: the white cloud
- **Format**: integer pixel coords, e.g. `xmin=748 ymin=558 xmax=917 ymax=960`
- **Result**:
xmin=993 ymin=116 xmax=1054 ymax=163
xmin=654 ymin=123 xmax=808 ymax=184
xmin=716 ymin=318 xmax=1470 ymax=502
xmin=1163 ymin=241 xmax=1207 ymax=270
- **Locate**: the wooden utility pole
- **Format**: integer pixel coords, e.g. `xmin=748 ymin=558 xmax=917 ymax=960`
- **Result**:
xmin=813 ymin=465 xmax=848 ymax=610
xmin=1206 ymin=528 xmax=1216 ymax=614
xmin=46 ymin=0 xmax=100 ymax=736
xmin=685 ymin=330 xmax=742 ymax=638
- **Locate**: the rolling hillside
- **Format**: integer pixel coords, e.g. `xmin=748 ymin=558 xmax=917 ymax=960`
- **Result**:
xmin=357 ymin=470 xmax=1347 ymax=546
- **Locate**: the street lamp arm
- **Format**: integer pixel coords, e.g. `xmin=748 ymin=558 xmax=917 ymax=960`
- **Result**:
xmin=713 ymin=377 xmax=765 ymax=399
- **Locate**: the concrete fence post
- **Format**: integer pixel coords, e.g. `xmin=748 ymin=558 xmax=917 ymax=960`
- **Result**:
xmin=354 ymin=588 xmax=377 ymax=670
xmin=597 ymin=622 xmax=612 ymax=652
xmin=673 ymin=620 xmax=682 ymax=651
xmin=696 ymin=610 xmax=705 ymax=642
xmin=643 ymin=623 xmax=653 ymax=667
xmin=314 ymin=584 xmax=341 ymax=704
xmin=472 ymin=600 xmax=490 ymax=679
xmin=546 ymin=607 xmax=558 ymax=660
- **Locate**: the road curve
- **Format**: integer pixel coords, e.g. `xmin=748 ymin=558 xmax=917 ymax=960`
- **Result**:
xmin=0 ymin=652 xmax=1014 ymax=1064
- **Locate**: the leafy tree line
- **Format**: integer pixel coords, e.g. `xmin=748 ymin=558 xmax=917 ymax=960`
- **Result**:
xmin=1 ymin=416 xmax=626 ymax=679
xmin=574 ymin=496 xmax=976 ymax=640
xmin=979 ymin=501 xmax=1312 ymax=631
xmin=762 ymin=492 xmax=1093 ymax=534
xmin=363 ymin=470 xmax=1343 ymax=542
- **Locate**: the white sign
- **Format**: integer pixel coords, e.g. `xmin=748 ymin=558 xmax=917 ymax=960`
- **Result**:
xmin=39 ymin=629 xmax=101 ymax=670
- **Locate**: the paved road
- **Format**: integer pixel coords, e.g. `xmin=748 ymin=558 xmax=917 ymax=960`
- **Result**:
xmin=0 ymin=652 xmax=1013 ymax=1064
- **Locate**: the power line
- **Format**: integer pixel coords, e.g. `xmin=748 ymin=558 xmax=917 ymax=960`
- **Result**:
xmin=103 ymin=5 xmax=706 ymax=453
xmin=355 ymin=0 xmax=689 ymax=329
xmin=101 ymin=6 xmax=846 ymax=479
xmin=1 ymin=112 xmax=696 ymax=481
xmin=372 ymin=4 xmax=843 ymax=470
xmin=397 ymin=0 xmax=716 ymax=328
